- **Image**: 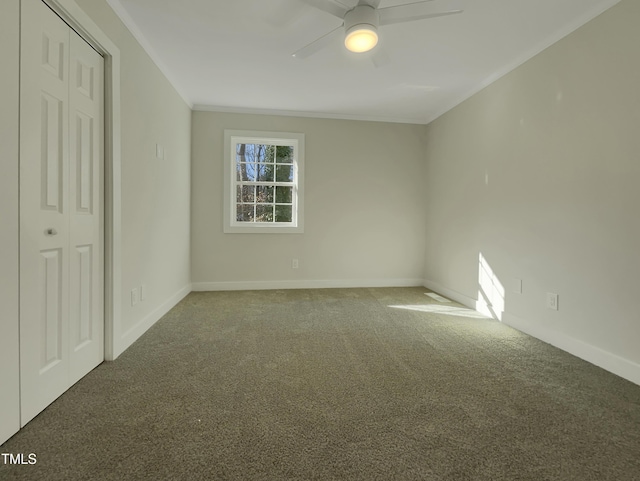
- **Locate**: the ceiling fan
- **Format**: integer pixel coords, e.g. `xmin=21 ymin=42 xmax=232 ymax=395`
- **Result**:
xmin=292 ymin=0 xmax=463 ymax=59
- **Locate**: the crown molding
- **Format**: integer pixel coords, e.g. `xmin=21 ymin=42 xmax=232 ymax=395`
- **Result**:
xmin=193 ymin=104 xmax=427 ymax=125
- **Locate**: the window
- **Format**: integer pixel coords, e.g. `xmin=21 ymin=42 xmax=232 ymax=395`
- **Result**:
xmin=223 ymin=130 xmax=304 ymax=233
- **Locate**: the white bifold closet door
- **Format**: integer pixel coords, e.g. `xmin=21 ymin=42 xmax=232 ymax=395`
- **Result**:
xmin=19 ymin=0 xmax=104 ymax=426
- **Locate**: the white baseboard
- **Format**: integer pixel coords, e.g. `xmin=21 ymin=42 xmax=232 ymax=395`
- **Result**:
xmin=422 ymin=279 xmax=477 ymax=308
xmin=503 ymin=312 xmax=640 ymax=387
xmin=192 ymin=278 xmax=424 ymax=292
xmin=114 ymin=278 xmax=640 ymax=387
xmin=424 ymin=278 xmax=640 ymax=386
xmin=113 ymin=283 xmax=192 ymax=359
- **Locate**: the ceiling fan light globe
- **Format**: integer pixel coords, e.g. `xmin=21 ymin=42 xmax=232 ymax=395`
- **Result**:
xmin=344 ymin=26 xmax=378 ymax=53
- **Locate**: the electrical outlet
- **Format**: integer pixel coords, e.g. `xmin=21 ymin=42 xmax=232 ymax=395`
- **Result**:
xmin=131 ymin=287 xmax=139 ymax=306
xmin=140 ymin=284 xmax=146 ymax=301
xmin=292 ymin=258 xmax=299 ymax=269
xmin=546 ymin=292 xmax=559 ymax=311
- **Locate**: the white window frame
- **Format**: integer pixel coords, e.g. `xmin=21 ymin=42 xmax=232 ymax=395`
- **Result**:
xmin=223 ymin=130 xmax=305 ymax=234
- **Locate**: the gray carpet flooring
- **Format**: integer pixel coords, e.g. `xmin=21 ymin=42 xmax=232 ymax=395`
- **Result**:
xmin=1 ymin=287 xmax=639 ymax=480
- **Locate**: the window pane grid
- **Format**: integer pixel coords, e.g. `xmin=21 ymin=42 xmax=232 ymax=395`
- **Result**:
xmin=229 ymin=136 xmax=299 ymax=226
xmin=234 ymin=142 xmax=295 ymax=224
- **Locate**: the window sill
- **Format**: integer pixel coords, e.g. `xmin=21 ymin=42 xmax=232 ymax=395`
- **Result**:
xmin=224 ymin=224 xmax=304 ymax=234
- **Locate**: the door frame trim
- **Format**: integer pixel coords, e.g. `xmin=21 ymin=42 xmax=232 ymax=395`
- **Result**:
xmin=43 ymin=0 xmax=122 ymax=360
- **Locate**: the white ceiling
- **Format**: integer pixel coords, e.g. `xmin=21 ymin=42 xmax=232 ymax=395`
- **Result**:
xmin=107 ymin=0 xmax=620 ymax=124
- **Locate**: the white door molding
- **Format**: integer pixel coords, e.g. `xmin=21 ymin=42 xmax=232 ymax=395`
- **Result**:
xmin=1 ymin=0 xmax=22 ymax=446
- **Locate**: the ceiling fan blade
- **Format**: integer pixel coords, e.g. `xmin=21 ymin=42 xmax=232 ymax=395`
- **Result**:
xmin=378 ymin=0 xmax=463 ymax=26
xmin=292 ymin=25 xmax=344 ymax=59
xmin=298 ymin=0 xmax=350 ymax=19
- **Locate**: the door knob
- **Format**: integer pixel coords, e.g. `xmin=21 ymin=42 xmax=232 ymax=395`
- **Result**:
xmin=46 ymin=228 xmax=58 ymax=236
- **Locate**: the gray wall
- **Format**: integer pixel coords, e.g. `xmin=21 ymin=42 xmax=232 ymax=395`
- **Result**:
xmin=76 ymin=0 xmax=192 ymax=347
xmin=191 ymin=111 xmax=427 ymax=289
xmin=422 ymin=0 xmax=640 ymax=383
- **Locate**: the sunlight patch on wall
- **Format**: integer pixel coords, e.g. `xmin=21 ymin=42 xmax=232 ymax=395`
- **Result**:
xmin=476 ymin=253 xmax=505 ymax=321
